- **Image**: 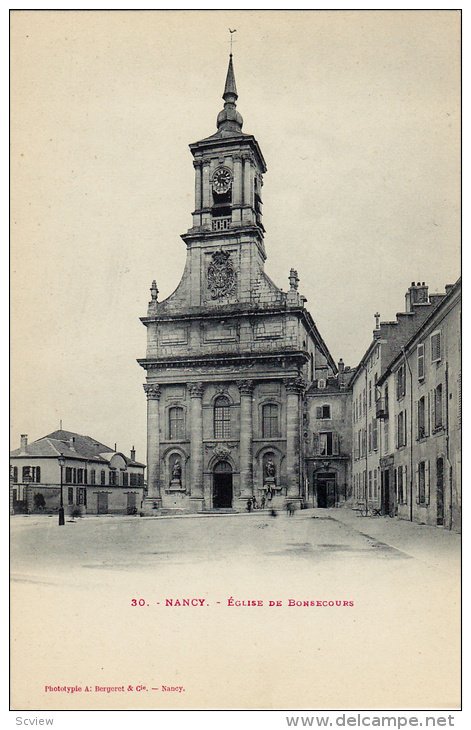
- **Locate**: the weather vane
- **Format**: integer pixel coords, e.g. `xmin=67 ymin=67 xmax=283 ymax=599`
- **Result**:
xmin=229 ymin=28 xmax=237 ymax=54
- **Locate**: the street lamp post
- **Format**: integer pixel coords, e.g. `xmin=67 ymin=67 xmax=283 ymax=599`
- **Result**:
xmin=58 ymin=454 xmax=65 ymax=526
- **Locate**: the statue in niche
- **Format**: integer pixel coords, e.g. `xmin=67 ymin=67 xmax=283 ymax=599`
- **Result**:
xmin=265 ymin=459 xmax=276 ymax=484
xmin=171 ymin=458 xmax=182 ymax=485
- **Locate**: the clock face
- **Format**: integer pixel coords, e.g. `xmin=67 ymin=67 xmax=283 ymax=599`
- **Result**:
xmin=212 ymin=167 xmax=232 ymax=194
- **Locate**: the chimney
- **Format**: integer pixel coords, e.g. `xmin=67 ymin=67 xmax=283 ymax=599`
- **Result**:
xmin=20 ymin=434 xmax=28 ymax=452
xmin=130 ymin=446 xmax=136 ymax=462
xmin=338 ymin=359 xmax=345 ymax=374
xmin=68 ymin=437 xmax=76 ymax=451
xmin=405 ymin=281 xmax=428 ymax=312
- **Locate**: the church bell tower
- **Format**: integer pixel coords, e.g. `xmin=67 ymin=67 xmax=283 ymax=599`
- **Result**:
xmin=139 ymin=51 xmax=336 ymax=515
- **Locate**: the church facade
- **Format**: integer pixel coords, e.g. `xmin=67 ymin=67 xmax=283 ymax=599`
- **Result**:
xmin=138 ymin=55 xmax=339 ymax=514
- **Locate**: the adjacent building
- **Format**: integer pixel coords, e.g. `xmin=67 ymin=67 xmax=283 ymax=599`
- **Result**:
xmin=376 ymin=280 xmax=461 ymax=531
xmin=305 ymin=361 xmax=355 ymax=507
xmin=350 ymin=282 xmax=449 ymax=516
xmin=10 ymin=430 xmax=145 ymax=516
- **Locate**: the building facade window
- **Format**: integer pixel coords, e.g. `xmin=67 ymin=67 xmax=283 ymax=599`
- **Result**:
xmin=100 ymin=470 xmax=106 ymax=485
xmin=68 ymin=487 xmax=74 ymax=505
xmin=430 ymin=331 xmax=442 ymax=363
xmin=90 ymin=469 xmax=96 ymax=485
xmin=417 ymin=396 xmax=427 ymax=439
xmin=262 ymin=403 xmax=279 ymax=437
xmin=316 ymin=404 xmax=331 ymax=420
xmin=77 ymin=487 xmax=87 ymax=506
xmin=122 ymin=472 xmax=128 ymax=487
xmin=65 ymin=467 xmax=73 ymax=483
xmin=368 ymin=423 xmax=372 ymax=453
xmin=169 ymin=406 xmax=185 ymax=440
xmin=372 ymin=418 xmax=378 ymax=450
xmin=396 ymin=410 xmax=407 ymax=448
xmin=433 ymin=384 xmax=443 ymax=430
xmin=109 ymin=470 xmax=117 ymax=486
xmin=373 ymin=469 xmax=378 ymax=500
xmin=396 ymin=364 xmax=406 ymax=400
xmin=12 ymin=466 xmax=18 ymax=482
xmin=77 ymin=468 xmax=84 ymax=484
xmin=417 ymin=460 xmax=430 ymax=505
xmin=368 ymin=381 xmax=372 ymax=408
xmin=417 ymin=343 xmax=425 ymax=381
xmin=214 ymin=396 xmax=231 ymax=439
xmin=316 ymin=431 xmax=339 ymax=456
xmin=368 ymin=470 xmax=372 ymax=499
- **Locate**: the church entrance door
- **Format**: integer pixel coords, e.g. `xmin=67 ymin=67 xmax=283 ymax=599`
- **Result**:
xmin=213 ymin=461 xmax=233 ymax=509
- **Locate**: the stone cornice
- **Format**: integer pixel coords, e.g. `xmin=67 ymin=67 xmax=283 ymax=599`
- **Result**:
xmin=138 ymin=351 xmax=308 ymax=371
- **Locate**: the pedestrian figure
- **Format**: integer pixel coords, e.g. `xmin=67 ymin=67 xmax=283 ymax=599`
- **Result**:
xmin=252 ymin=495 xmax=258 ymax=510
xmin=260 ymin=494 xmax=266 ymax=510
xmin=270 ymin=508 xmax=277 ymax=518
xmin=286 ymin=501 xmax=296 ymax=516
xmin=246 ymin=499 xmax=252 ymax=512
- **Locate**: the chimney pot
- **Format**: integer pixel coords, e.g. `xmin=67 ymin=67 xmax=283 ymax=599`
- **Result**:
xmin=130 ymin=446 xmax=136 ymax=461
xmin=20 ymin=434 xmax=28 ymax=452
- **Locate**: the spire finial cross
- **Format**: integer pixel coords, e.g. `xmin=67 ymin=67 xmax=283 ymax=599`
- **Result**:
xmin=228 ymin=28 xmax=237 ymax=55
xmin=374 ymin=312 xmax=381 ymax=329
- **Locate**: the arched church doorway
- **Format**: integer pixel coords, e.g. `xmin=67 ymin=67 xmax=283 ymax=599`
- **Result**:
xmin=213 ymin=461 xmax=233 ymax=508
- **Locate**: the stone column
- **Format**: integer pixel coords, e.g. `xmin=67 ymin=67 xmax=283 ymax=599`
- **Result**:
xmin=237 ymin=380 xmax=254 ymax=499
xmin=189 ymin=382 xmax=205 ymax=511
xmin=285 ymin=378 xmax=306 ymax=500
xmin=142 ymin=384 xmax=161 ymax=514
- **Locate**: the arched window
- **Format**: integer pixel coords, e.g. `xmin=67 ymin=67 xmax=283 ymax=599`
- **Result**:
xmin=214 ymin=396 xmax=231 ymax=439
xmin=169 ymin=406 xmax=184 ymax=440
xmin=262 ymin=403 xmax=279 ymax=438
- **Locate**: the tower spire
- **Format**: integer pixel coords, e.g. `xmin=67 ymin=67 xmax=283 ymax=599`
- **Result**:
xmin=217 ymin=52 xmax=243 ymax=133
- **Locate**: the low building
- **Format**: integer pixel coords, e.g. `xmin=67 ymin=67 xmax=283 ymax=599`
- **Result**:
xmin=376 ymin=280 xmax=461 ymax=531
xmin=305 ymin=361 xmax=355 ymax=507
xmin=10 ymin=429 xmax=145 ymax=516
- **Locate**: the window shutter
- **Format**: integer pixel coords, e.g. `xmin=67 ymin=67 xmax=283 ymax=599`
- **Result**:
xmin=404 ymin=411 xmax=407 ymax=446
xmin=332 ymin=432 xmax=339 ymax=455
xmin=425 ymin=460 xmax=430 ymax=505
xmin=415 ymin=464 xmax=420 ymax=504
xmin=404 ymin=465 xmax=408 ymax=505
xmin=36 ymin=466 xmax=41 ymax=483
xmin=430 ymin=389 xmax=435 ymax=431
xmin=313 ymin=433 xmax=319 ymax=455
xmin=416 ymin=401 xmax=420 ymax=439
xmin=395 ymin=416 xmax=399 ymax=449
xmin=417 ymin=343 xmax=425 ymax=380
xmin=316 ymin=407 xmax=322 ymax=419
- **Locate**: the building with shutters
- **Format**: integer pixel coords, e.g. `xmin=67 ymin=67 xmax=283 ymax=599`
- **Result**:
xmin=305 ymin=361 xmax=356 ymax=507
xmin=375 ymin=279 xmax=461 ymax=530
xmin=138 ymin=54 xmax=340 ymax=515
xmin=10 ymin=430 xmax=145 ymax=516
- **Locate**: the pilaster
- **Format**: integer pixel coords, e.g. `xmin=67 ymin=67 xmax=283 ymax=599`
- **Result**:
xmin=237 ymin=379 xmax=254 ymax=498
xmin=142 ymin=384 xmax=162 ymax=514
xmin=285 ymin=377 xmax=306 ymax=500
xmin=189 ymin=382 xmax=205 ymax=509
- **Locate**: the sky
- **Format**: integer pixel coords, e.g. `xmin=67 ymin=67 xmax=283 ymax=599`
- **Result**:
xmin=10 ymin=9 xmax=460 ymax=462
